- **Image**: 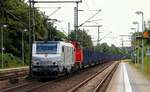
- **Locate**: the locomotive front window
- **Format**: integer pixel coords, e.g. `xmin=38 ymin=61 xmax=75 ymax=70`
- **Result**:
xmin=36 ymin=43 xmax=57 ymax=54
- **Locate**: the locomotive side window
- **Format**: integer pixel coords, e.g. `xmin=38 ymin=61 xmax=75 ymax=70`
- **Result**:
xmin=62 ymin=46 xmax=64 ymax=52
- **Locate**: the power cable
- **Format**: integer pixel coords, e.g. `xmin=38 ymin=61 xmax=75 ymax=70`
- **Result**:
xmin=79 ymin=9 xmax=101 ymax=27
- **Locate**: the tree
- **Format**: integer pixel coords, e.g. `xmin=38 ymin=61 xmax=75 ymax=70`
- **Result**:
xmin=110 ymin=44 xmax=120 ymax=54
xmin=42 ymin=13 xmax=67 ymax=40
xmin=69 ymin=29 xmax=93 ymax=48
xmin=95 ymin=43 xmax=110 ymax=53
xmin=0 ymin=0 xmax=67 ymax=67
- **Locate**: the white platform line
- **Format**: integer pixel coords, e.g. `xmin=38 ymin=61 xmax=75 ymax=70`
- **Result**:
xmin=123 ymin=63 xmax=133 ymax=92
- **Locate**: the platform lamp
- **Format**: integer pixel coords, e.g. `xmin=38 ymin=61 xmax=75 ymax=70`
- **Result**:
xmin=133 ymin=21 xmax=140 ymax=64
xmin=1 ymin=24 xmax=8 ymax=68
xmin=131 ymin=28 xmax=137 ymax=64
xmin=136 ymin=11 xmax=144 ymax=72
xmin=22 ymin=29 xmax=28 ymax=65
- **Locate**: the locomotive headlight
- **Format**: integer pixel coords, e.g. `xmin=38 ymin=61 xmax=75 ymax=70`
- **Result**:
xmin=53 ymin=62 xmax=56 ymax=65
xmin=52 ymin=61 xmax=57 ymax=65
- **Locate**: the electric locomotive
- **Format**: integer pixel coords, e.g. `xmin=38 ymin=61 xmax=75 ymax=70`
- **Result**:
xmin=31 ymin=41 xmax=75 ymax=77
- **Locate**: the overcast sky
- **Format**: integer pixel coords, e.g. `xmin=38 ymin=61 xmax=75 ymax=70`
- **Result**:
xmin=29 ymin=0 xmax=150 ymax=47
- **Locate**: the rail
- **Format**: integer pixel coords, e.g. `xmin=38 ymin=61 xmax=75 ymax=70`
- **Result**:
xmin=68 ymin=62 xmax=119 ymax=92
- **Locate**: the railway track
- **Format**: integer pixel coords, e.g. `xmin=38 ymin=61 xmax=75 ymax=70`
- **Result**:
xmin=0 ymin=70 xmax=28 ymax=81
xmin=0 ymin=67 xmax=29 ymax=90
xmin=0 ymin=74 xmax=68 ymax=92
xmin=68 ymin=61 xmax=119 ymax=92
xmin=0 ymin=67 xmax=28 ymax=81
xmin=0 ymin=61 xmax=118 ymax=92
xmin=93 ymin=62 xmax=118 ymax=92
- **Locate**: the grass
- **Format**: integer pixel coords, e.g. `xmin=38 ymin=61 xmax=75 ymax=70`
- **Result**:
xmin=143 ymin=56 xmax=150 ymax=80
xmin=129 ymin=58 xmax=150 ymax=80
xmin=122 ymin=59 xmax=131 ymax=62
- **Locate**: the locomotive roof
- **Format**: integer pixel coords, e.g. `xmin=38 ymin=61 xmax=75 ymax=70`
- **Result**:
xmin=33 ymin=41 xmax=74 ymax=47
xmin=33 ymin=41 xmax=69 ymax=43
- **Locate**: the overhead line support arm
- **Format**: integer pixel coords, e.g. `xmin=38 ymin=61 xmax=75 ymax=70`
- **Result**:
xmin=30 ymin=0 xmax=82 ymax=3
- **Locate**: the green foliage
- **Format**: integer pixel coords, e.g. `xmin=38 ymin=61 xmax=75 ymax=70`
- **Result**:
xmin=0 ymin=0 xmax=67 ymax=68
xmin=69 ymin=29 xmax=126 ymax=54
xmin=42 ymin=13 xmax=67 ymax=40
xmin=132 ymin=56 xmax=150 ymax=80
xmin=0 ymin=53 xmax=23 ymax=68
xmin=69 ymin=29 xmax=93 ymax=48
xmin=94 ymin=43 xmax=126 ymax=54
xmin=131 ymin=21 xmax=150 ymax=78
xmin=0 ymin=0 xmax=127 ymax=69
xmin=110 ymin=44 xmax=122 ymax=54
xmin=95 ymin=43 xmax=110 ymax=53
xmin=143 ymin=56 xmax=150 ymax=79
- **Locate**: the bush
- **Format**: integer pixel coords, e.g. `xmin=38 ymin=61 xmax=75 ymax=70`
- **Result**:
xmin=0 ymin=53 xmax=23 ymax=69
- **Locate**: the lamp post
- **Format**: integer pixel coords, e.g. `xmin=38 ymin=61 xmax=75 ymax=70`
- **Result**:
xmin=133 ymin=21 xmax=140 ymax=64
xmin=131 ymin=28 xmax=137 ymax=64
xmin=1 ymin=25 xmax=3 ymax=69
xmin=22 ymin=29 xmax=28 ymax=65
xmin=136 ymin=11 xmax=144 ymax=72
xmin=1 ymin=24 xmax=7 ymax=68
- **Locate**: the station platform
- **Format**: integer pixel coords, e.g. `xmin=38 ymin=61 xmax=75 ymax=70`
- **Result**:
xmin=0 ymin=66 xmax=28 ymax=74
xmin=106 ymin=62 xmax=150 ymax=92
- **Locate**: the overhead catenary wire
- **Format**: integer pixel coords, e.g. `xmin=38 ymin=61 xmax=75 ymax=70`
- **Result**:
xmin=99 ymin=32 xmax=112 ymax=41
xmin=83 ymin=0 xmax=94 ymax=17
xmin=3 ymin=8 xmax=28 ymax=28
xmin=30 ymin=0 xmax=82 ymax=3
xmin=54 ymin=22 xmax=68 ymax=35
xmin=79 ymin=9 xmax=101 ymax=27
xmin=36 ymin=7 xmax=61 ymax=17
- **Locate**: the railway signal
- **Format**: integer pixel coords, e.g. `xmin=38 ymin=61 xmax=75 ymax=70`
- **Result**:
xmin=143 ymin=31 xmax=150 ymax=44
xmin=136 ymin=31 xmax=150 ymax=40
xmin=143 ymin=31 xmax=149 ymax=38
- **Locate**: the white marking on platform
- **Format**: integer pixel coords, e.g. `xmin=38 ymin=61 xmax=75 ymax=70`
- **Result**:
xmin=123 ymin=63 xmax=132 ymax=92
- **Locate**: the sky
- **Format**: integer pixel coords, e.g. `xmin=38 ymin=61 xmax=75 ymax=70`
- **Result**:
xmin=27 ymin=0 xmax=150 ymax=47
